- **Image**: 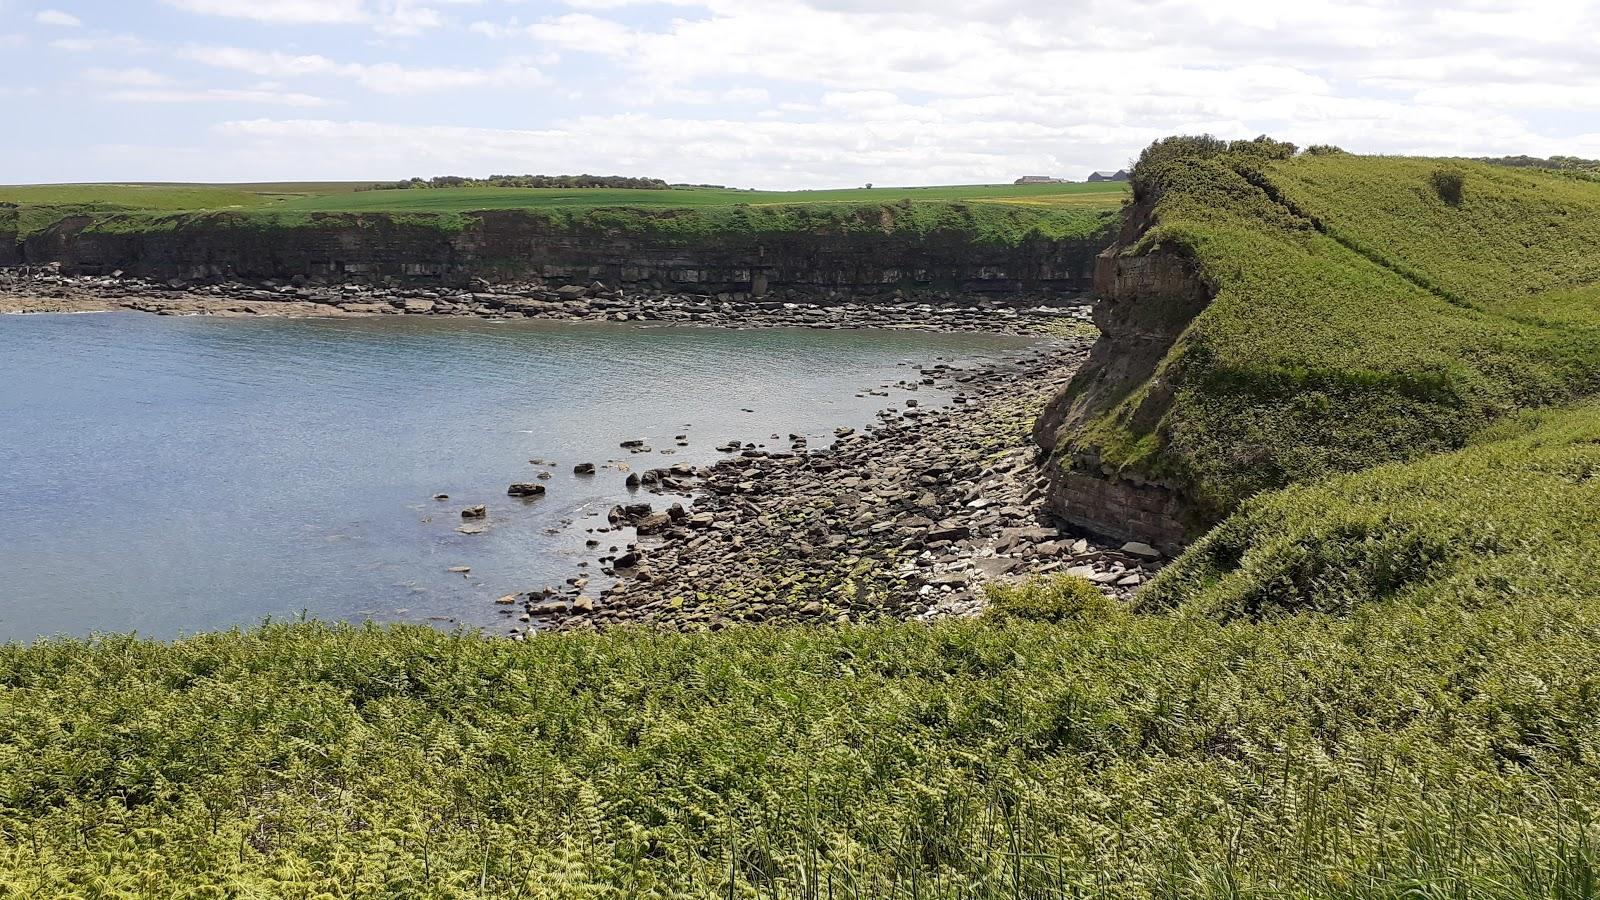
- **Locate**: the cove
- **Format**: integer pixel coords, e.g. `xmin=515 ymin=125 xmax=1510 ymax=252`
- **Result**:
xmin=0 ymin=313 xmax=1034 ymax=641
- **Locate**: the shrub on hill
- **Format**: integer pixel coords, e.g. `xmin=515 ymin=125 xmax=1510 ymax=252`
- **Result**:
xmin=983 ymin=575 xmax=1116 ymax=624
xmin=371 ymin=174 xmax=672 ymax=191
xmin=1429 ymin=168 xmax=1466 ymax=205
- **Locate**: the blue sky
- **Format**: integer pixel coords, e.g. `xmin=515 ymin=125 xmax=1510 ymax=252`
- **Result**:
xmin=2 ymin=0 xmax=1598 ymax=188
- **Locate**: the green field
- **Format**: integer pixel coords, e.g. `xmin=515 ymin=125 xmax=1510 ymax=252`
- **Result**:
xmin=0 ymin=180 xmax=1126 ymax=216
xmin=0 ymin=180 xmax=1129 ymax=245
xmin=0 ymin=181 xmax=374 ymax=210
xmin=278 ymin=182 xmax=1128 ymax=213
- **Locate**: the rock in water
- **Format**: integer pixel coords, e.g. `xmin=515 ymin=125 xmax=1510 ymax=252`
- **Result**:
xmin=573 ymin=463 xmax=597 ymax=475
xmin=461 ymin=505 xmax=487 ymax=519
xmin=507 ymin=482 xmax=547 ymax=498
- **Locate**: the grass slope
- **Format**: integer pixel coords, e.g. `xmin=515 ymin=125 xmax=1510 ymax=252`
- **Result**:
xmin=0 ymin=183 xmax=374 ymax=240
xmin=1065 ymin=148 xmax=1600 ymax=520
xmin=4 ymin=567 xmax=1600 ymax=897
xmin=1143 ymin=399 xmax=1600 ymax=619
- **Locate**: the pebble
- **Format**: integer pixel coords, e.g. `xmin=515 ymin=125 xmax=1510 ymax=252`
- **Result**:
xmin=541 ymin=340 xmax=1165 ymax=632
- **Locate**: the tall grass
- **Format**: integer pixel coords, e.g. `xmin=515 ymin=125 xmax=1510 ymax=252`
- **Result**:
xmin=4 ymin=554 xmax=1600 ymax=897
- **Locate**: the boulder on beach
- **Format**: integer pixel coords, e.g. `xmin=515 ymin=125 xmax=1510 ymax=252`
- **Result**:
xmin=635 ymin=513 xmax=673 ymax=535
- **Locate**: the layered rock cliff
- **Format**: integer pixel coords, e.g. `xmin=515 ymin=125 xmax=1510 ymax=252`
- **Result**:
xmin=0 ymin=205 xmax=18 ymax=267
xmin=1033 ymin=200 xmax=1213 ymax=552
xmin=10 ymin=209 xmax=1106 ymax=295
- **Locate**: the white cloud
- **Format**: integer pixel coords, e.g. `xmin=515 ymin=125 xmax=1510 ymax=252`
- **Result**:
xmin=159 ymin=0 xmax=369 ymax=24
xmin=50 ymin=34 xmax=150 ymax=52
xmin=84 ymin=67 xmax=173 ymax=86
xmin=105 ymin=88 xmax=330 ymax=106
xmin=34 ymin=9 xmax=82 ymax=26
xmin=18 ymin=0 xmax=1600 ymax=184
xmin=376 ymin=4 xmax=442 ymax=36
xmin=180 ymin=45 xmax=548 ymax=93
xmin=159 ymin=0 xmax=446 ymax=33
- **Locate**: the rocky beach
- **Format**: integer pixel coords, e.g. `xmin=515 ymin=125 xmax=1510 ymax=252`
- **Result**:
xmin=0 ymin=269 xmax=1092 ymax=335
xmin=3 ymin=265 xmax=1154 ymax=636
xmin=490 ymin=336 xmax=1167 ymax=635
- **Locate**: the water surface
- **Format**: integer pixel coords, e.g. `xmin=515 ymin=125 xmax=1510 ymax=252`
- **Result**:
xmin=0 ymin=313 xmax=1034 ymax=640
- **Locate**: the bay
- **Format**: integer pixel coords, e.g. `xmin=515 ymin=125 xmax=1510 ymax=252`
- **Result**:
xmin=0 ymin=313 xmax=1034 ymax=640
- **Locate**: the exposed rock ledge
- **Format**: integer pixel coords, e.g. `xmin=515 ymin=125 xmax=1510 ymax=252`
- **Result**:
xmin=1032 ymin=211 xmax=1214 ymax=554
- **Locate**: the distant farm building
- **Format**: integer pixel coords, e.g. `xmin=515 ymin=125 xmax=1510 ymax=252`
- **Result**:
xmin=1014 ymin=176 xmax=1066 ymax=184
xmin=1087 ymin=170 xmax=1130 ymax=182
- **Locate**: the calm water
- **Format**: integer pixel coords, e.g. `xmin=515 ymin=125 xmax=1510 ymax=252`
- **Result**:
xmin=0 ymin=313 xmax=1034 ymax=641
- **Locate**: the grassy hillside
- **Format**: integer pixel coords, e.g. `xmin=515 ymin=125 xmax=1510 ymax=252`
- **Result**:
xmin=1057 ymin=144 xmax=1600 ymax=521
xmin=0 ymin=182 xmax=368 ymax=241
xmin=1143 ymin=399 xmax=1600 ymax=619
xmin=9 ymin=150 xmax=1600 ymax=897
xmin=5 ymin=566 xmax=1600 ymax=897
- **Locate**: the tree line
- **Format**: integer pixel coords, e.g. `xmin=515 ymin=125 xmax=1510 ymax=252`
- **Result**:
xmin=364 ymin=174 xmax=672 ymax=191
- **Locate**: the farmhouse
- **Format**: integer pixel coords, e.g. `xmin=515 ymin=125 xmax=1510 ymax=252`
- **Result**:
xmin=1086 ymin=169 xmax=1130 ymax=182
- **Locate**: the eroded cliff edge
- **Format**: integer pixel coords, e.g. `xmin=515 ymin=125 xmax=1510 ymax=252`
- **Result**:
xmin=8 ymin=207 xmax=1112 ymax=295
xmin=1034 ymin=140 xmax=1600 ymax=557
xmin=1032 ymin=196 xmax=1212 ymax=553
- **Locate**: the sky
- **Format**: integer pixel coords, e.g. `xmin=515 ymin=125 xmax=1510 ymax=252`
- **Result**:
xmin=1 ymin=0 xmax=1597 ymax=189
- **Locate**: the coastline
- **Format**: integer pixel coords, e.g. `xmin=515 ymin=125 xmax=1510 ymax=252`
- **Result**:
xmin=0 ymin=270 xmax=1093 ymax=334
xmin=3 ymin=269 xmax=1145 ymax=636
xmin=509 ymin=336 xmax=1166 ymax=635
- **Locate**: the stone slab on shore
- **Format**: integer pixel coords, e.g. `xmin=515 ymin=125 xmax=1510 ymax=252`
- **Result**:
xmin=500 ymin=339 xmax=1164 ymax=635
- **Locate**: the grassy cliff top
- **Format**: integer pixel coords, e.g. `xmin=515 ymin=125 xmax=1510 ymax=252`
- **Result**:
xmin=1 ymin=180 xmax=1128 ymax=244
xmin=1061 ymin=142 xmax=1600 ymax=521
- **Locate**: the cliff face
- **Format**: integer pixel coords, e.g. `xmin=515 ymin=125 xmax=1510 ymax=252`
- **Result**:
xmin=12 ymin=209 xmax=1103 ymax=294
xmin=0 ymin=206 xmax=18 ymax=267
xmin=1033 ymin=202 xmax=1213 ymax=552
